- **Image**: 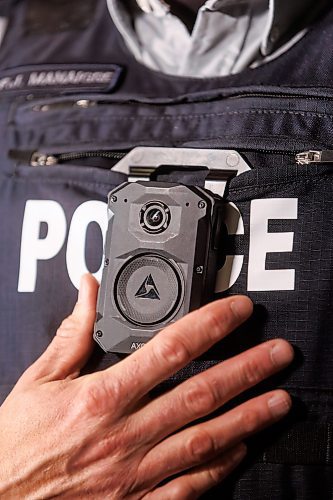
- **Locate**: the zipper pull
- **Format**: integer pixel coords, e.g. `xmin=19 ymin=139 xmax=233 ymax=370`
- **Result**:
xmin=296 ymin=150 xmax=333 ymax=165
xmin=30 ymin=152 xmax=58 ymax=167
xmin=9 ymin=149 xmax=58 ymax=166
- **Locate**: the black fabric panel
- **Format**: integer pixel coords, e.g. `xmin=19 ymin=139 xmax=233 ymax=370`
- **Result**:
xmin=262 ymin=422 xmax=332 ymax=465
xmin=24 ymin=0 xmax=97 ymax=35
xmin=0 ymin=0 xmax=15 ymax=16
xmin=203 ymin=463 xmax=333 ymax=500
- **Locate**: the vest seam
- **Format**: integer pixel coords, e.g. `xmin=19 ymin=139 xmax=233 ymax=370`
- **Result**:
xmin=18 ymin=108 xmax=333 ymax=125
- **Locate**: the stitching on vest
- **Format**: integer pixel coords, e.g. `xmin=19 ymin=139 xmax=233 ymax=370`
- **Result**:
xmin=4 ymin=171 xmax=120 ymax=188
xmin=5 ymin=171 xmax=332 ymax=193
xmin=327 ymin=425 xmax=332 ymax=463
xmin=17 ymin=108 xmax=333 ymax=127
xmin=229 ymin=175 xmax=331 ymax=195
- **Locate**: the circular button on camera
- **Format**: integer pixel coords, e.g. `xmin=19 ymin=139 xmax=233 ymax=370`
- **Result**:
xmin=140 ymin=201 xmax=170 ymax=234
xmin=115 ymin=254 xmax=183 ymax=326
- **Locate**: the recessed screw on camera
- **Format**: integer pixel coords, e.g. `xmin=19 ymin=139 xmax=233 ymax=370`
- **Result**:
xmin=198 ymin=200 xmax=206 ymax=209
xmin=96 ymin=330 xmax=103 ymax=338
xmin=111 ymin=195 xmax=117 ymax=202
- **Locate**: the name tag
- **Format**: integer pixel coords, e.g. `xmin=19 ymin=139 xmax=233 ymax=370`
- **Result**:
xmin=0 ymin=64 xmax=123 ymax=94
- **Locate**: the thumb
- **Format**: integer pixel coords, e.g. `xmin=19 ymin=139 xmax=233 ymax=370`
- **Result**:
xmin=17 ymin=274 xmax=99 ymax=388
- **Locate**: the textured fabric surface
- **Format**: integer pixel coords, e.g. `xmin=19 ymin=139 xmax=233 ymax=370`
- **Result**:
xmin=24 ymin=0 xmax=97 ymax=35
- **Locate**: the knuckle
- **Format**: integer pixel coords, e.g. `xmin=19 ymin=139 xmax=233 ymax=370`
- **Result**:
xmin=239 ymin=408 xmax=261 ymax=434
xmin=238 ymin=357 xmax=264 ymax=387
xmin=154 ymin=336 xmax=191 ymax=367
xmin=82 ymin=381 xmax=106 ymax=416
xmin=56 ymin=315 xmax=78 ymax=338
xmin=185 ymin=429 xmax=216 ymax=464
xmin=203 ymin=308 xmax=224 ymax=340
xmin=207 ymin=465 xmax=225 ymax=486
xmin=202 ymin=301 xmax=237 ymax=341
xmin=183 ymin=380 xmax=219 ymax=417
xmin=82 ymin=376 xmax=123 ymax=417
xmin=172 ymin=482 xmax=198 ymax=500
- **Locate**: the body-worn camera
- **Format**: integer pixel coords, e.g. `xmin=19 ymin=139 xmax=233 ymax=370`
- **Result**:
xmin=94 ymin=147 xmax=251 ymax=354
xmin=94 ymin=181 xmax=224 ymax=353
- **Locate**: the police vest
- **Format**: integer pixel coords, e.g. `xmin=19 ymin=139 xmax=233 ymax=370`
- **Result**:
xmin=0 ymin=1 xmax=332 ymax=498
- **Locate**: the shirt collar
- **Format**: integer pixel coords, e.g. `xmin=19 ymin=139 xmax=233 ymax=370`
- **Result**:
xmin=135 ymin=0 xmax=327 ymax=56
xmin=136 ymin=0 xmax=170 ymax=16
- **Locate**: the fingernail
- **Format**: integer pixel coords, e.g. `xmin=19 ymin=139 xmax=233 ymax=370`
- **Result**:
xmin=271 ymin=341 xmax=294 ymax=367
xmin=230 ymin=297 xmax=253 ymax=320
xmin=268 ymin=392 xmax=292 ymax=418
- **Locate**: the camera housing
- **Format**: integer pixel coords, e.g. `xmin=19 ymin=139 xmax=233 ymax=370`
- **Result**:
xmin=94 ymin=181 xmax=225 ymax=353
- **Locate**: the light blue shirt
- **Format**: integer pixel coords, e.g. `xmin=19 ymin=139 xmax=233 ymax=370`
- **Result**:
xmin=108 ymin=0 xmax=328 ymax=77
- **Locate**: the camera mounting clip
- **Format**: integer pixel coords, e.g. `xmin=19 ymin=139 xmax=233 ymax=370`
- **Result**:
xmin=112 ymin=147 xmax=251 ymax=197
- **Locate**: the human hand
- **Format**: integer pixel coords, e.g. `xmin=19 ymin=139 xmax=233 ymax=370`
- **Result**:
xmin=0 ymin=274 xmax=293 ymax=499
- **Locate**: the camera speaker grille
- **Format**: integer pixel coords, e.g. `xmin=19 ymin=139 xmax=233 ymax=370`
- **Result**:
xmin=115 ymin=254 xmax=183 ymax=326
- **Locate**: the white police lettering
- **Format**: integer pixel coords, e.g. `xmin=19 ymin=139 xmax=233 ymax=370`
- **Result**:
xmin=0 ymin=74 xmax=24 ymax=91
xmin=66 ymin=201 xmax=108 ymax=289
xmin=18 ymin=200 xmax=107 ymax=293
xmin=27 ymin=70 xmax=114 ymax=87
xmin=215 ymin=202 xmax=244 ymax=293
xmin=248 ymin=198 xmax=298 ymax=291
xmin=18 ymin=198 xmax=298 ymax=293
xmin=18 ymin=200 xmax=67 ymax=292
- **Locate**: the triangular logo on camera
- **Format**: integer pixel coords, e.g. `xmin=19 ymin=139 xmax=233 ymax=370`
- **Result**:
xmin=135 ymin=274 xmax=160 ymax=300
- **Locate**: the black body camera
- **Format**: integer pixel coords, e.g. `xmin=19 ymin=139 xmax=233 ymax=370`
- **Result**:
xmin=94 ymin=147 xmax=251 ymax=354
xmin=94 ymin=181 xmax=225 ymax=353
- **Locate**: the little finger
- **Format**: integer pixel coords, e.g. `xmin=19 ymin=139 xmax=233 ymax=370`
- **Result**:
xmin=144 ymin=443 xmax=247 ymax=500
xmin=138 ymin=390 xmax=291 ymax=486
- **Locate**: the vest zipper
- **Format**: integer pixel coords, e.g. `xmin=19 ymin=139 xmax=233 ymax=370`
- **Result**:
xmin=12 ymin=148 xmax=296 ymax=167
xmin=27 ymin=91 xmax=333 ymax=112
xmin=9 ymin=150 xmax=127 ymax=166
xmin=11 ymin=148 xmax=333 ymax=168
xmin=295 ymin=150 xmax=333 ymax=165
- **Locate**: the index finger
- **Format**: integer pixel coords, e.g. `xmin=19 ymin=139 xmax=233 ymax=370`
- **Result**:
xmin=102 ymin=295 xmax=253 ymax=407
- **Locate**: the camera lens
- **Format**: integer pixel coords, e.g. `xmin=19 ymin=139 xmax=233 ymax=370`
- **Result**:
xmin=146 ymin=207 xmax=164 ymax=227
xmin=140 ymin=201 xmax=170 ymax=233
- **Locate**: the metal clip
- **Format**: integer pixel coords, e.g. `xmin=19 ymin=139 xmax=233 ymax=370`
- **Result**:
xmin=112 ymin=147 xmax=251 ymax=197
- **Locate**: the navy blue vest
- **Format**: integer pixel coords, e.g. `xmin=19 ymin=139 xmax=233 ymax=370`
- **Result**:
xmin=0 ymin=1 xmax=332 ymax=497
